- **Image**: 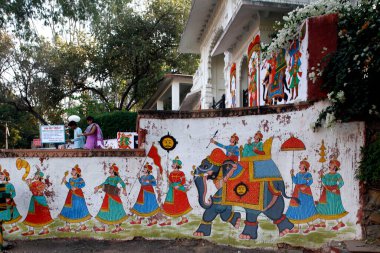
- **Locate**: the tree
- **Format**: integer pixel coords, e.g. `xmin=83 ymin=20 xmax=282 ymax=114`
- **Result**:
xmin=89 ymin=0 xmax=198 ymax=111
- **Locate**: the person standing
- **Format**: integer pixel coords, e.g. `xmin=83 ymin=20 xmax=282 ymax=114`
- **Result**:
xmin=130 ymin=163 xmax=160 ymax=226
xmin=93 ymin=164 xmax=128 ymax=233
xmin=58 ymin=165 xmax=91 ymax=232
xmin=160 ymin=157 xmax=192 ymax=226
xmin=0 ymin=167 xmax=22 ymax=233
xmin=82 ymin=116 xmax=104 ymax=149
xmin=68 ymin=121 xmax=85 ymax=149
xmin=22 ymin=170 xmax=54 ymax=236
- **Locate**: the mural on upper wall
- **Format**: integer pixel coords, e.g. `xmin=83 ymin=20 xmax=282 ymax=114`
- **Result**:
xmin=248 ymin=34 xmax=261 ymax=107
xmin=230 ymin=63 xmax=237 ymax=108
xmin=261 ymin=49 xmax=289 ymax=105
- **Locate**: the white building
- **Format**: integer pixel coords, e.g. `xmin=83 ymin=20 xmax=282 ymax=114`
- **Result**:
xmin=179 ymin=0 xmax=313 ymax=109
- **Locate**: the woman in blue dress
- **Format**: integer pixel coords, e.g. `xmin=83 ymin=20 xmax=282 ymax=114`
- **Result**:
xmin=0 ymin=167 xmax=22 ymax=234
xmin=58 ymin=165 xmax=91 ymax=232
xmin=130 ymin=163 xmax=160 ymax=226
xmin=286 ymin=159 xmax=318 ymax=234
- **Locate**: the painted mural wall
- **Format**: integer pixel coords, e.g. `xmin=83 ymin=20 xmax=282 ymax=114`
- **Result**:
xmin=0 ymin=101 xmax=364 ymax=249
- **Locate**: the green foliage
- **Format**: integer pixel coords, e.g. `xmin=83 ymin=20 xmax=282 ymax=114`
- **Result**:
xmin=357 ymin=134 xmax=380 ymax=184
xmin=77 ymin=111 xmax=137 ymax=139
xmin=0 ymin=104 xmax=39 ymax=148
xmin=315 ymin=0 xmax=380 ymax=128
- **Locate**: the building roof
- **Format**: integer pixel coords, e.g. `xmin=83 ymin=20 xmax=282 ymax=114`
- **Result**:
xmin=142 ymin=74 xmax=193 ymax=110
xmin=178 ymin=0 xmax=218 ymax=54
xmin=179 ymin=0 xmax=312 ymax=54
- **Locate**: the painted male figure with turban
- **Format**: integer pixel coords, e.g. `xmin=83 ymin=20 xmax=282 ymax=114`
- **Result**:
xmin=58 ymin=165 xmax=91 ymax=232
xmin=160 ymin=156 xmax=192 ymax=226
xmin=0 ymin=166 xmax=22 ymax=234
xmin=93 ymin=164 xmax=127 ymax=233
xmin=242 ymin=131 xmax=265 ymax=157
xmin=315 ymin=159 xmax=348 ymax=230
xmin=286 ymin=159 xmax=318 ymax=234
xmin=210 ymin=133 xmax=240 ymax=162
xmin=130 ymin=163 xmax=160 ymax=226
xmin=22 ymin=170 xmax=54 ymax=236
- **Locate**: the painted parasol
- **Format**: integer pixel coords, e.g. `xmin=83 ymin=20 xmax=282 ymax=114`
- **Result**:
xmin=281 ymin=135 xmax=306 ymax=191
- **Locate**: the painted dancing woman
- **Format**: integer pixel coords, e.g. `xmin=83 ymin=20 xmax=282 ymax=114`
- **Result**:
xmin=58 ymin=165 xmax=92 ymax=232
xmin=93 ymin=164 xmax=128 ymax=233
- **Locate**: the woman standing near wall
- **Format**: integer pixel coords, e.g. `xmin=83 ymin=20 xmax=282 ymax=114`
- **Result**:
xmin=22 ymin=170 xmax=54 ymax=236
xmin=0 ymin=167 xmax=22 ymax=233
xmin=58 ymin=165 xmax=92 ymax=232
xmin=93 ymin=164 xmax=128 ymax=233
xmin=160 ymin=157 xmax=192 ymax=226
xmin=130 ymin=163 xmax=160 ymax=226
xmin=82 ymin=116 xmax=104 ymax=149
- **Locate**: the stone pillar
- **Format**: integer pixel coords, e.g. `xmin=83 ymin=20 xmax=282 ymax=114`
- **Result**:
xmin=171 ymin=81 xmax=180 ymax=110
xmin=157 ymin=99 xmax=164 ymax=110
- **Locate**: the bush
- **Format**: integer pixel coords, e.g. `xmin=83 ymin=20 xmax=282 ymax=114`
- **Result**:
xmin=357 ymin=134 xmax=380 ymax=185
xmin=79 ymin=111 xmax=137 ymax=139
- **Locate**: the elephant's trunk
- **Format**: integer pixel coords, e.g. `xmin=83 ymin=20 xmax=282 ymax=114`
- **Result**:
xmin=194 ymin=175 xmax=213 ymax=209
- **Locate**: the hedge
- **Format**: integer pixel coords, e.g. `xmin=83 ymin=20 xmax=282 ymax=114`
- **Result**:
xmin=78 ymin=111 xmax=137 ymax=139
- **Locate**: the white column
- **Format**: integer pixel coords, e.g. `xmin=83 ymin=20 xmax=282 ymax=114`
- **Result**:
xmin=171 ymin=81 xmax=180 ymax=110
xmin=157 ymin=99 xmax=164 ymax=110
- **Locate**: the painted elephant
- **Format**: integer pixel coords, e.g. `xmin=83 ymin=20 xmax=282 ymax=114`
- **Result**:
xmin=193 ymin=141 xmax=297 ymax=239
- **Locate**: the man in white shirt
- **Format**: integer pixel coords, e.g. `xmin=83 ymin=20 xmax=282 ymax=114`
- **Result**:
xmin=68 ymin=121 xmax=85 ymax=149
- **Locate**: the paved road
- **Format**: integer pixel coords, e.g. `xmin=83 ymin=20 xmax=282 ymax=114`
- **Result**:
xmin=5 ymin=237 xmax=276 ymax=253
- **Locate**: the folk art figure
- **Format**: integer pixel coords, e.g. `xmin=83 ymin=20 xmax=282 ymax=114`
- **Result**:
xmin=286 ymin=159 xmax=319 ymax=234
xmin=242 ymin=131 xmax=265 ymax=157
xmin=0 ymin=167 xmax=22 ymax=234
xmin=248 ymin=34 xmax=260 ymax=107
xmin=130 ymin=163 xmax=160 ymax=226
xmin=262 ymin=49 xmax=289 ymax=105
xmin=22 ymin=170 xmax=54 ymax=236
xmin=93 ymin=164 xmax=128 ymax=233
xmin=160 ymin=156 xmax=192 ymax=226
xmin=210 ymin=133 xmax=240 ymax=162
xmin=288 ymin=39 xmax=303 ymax=100
xmin=230 ymin=63 xmax=237 ymax=108
xmin=58 ymin=165 xmax=91 ymax=232
xmin=315 ymin=158 xmax=348 ymax=230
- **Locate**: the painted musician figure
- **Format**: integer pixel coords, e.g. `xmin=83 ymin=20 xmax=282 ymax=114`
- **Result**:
xmin=130 ymin=163 xmax=160 ymax=226
xmin=0 ymin=167 xmax=22 ymax=234
xmin=93 ymin=164 xmax=127 ymax=233
xmin=315 ymin=159 xmax=348 ymax=230
xmin=242 ymin=131 xmax=265 ymax=157
xmin=160 ymin=157 xmax=192 ymax=226
xmin=58 ymin=165 xmax=91 ymax=232
xmin=286 ymin=159 xmax=318 ymax=234
xmin=22 ymin=170 xmax=54 ymax=236
xmin=210 ymin=133 xmax=240 ymax=162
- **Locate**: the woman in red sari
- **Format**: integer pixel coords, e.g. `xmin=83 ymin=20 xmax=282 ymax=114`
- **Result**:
xmin=22 ymin=170 xmax=54 ymax=236
xmin=160 ymin=156 xmax=192 ymax=226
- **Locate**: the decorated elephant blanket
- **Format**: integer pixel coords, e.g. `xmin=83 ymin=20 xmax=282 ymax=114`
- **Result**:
xmin=221 ymin=159 xmax=283 ymax=210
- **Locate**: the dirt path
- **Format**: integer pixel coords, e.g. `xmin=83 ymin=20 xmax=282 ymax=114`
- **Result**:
xmin=6 ymin=237 xmax=275 ymax=253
